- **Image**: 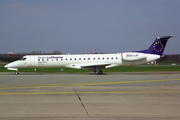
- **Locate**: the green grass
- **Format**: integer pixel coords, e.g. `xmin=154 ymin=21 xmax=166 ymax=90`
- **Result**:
xmin=1 ymin=64 xmax=180 ymax=73
xmin=104 ymin=66 xmax=180 ymax=72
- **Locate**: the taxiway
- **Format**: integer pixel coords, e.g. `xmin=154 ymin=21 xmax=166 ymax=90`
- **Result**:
xmin=0 ymin=72 xmax=180 ymax=120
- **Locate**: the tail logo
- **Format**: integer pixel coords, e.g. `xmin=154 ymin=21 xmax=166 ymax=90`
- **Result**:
xmin=153 ymin=41 xmax=164 ymax=52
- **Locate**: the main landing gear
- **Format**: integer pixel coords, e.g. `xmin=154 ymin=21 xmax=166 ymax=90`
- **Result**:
xmin=94 ymin=66 xmax=103 ymax=74
xmin=94 ymin=70 xmax=103 ymax=74
xmin=98 ymin=70 xmax=103 ymax=74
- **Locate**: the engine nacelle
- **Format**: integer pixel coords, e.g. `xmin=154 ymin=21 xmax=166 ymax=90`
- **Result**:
xmin=122 ymin=52 xmax=147 ymax=61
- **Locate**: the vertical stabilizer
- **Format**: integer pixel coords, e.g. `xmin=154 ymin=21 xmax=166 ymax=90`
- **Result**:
xmin=137 ymin=36 xmax=174 ymax=56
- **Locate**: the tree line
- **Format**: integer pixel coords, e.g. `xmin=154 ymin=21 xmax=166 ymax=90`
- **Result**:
xmin=0 ymin=50 xmax=62 ymax=62
xmin=157 ymin=55 xmax=180 ymax=63
xmin=16 ymin=50 xmax=62 ymax=55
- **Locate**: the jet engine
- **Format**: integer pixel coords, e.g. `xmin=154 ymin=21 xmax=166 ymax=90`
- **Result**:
xmin=122 ymin=52 xmax=147 ymax=61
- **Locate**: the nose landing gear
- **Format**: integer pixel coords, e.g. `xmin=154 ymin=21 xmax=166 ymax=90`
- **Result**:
xmin=15 ymin=71 xmax=19 ymax=75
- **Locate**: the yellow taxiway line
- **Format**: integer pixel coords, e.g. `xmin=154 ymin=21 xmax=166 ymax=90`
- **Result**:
xmin=1 ymin=91 xmax=180 ymax=95
xmin=0 ymin=78 xmax=180 ymax=90
xmin=1 ymin=78 xmax=180 ymax=95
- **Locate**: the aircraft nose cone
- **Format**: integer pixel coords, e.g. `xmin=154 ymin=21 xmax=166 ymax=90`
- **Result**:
xmin=4 ymin=64 xmax=10 ymax=68
xmin=4 ymin=61 xmax=19 ymax=68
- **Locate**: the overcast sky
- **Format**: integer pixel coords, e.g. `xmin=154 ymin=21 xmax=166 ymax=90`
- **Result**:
xmin=0 ymin=0 xmax=179 ymax=54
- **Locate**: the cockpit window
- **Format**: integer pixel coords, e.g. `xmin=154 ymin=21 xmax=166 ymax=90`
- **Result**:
xmin=20 ymin=57 xmax=26 ymax=61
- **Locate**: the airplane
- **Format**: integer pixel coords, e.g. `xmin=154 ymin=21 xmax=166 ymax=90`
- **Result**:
xmin=4 ymin=35 xmax=174 ymax=75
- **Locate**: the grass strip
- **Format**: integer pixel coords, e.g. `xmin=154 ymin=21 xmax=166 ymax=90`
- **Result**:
xmin=1 ymin=65 xmax=180 ymax=73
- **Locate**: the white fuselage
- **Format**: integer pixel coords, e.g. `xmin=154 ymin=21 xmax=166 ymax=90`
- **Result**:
xmin=5 ymin=52 xmax=160 ymax=71
xmin=4 ymin=35 xmax=173 ymax=74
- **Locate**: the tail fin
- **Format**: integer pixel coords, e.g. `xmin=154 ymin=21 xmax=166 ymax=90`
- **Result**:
xmin=137 ymin=35 xmax=174 ymax=56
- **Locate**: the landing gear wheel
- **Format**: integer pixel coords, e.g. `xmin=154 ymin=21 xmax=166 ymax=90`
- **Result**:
xmin=98 ymin=70 xmax=103 ymax=74
xmin=15 ymin=71 xmax=19 ymax=75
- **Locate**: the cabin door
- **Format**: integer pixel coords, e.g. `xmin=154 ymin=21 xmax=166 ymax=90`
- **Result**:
xmin=30 ymin=56 xmax=35 ymax=67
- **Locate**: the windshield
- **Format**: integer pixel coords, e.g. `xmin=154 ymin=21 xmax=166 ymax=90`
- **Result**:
xmin=19 ymin=57 xmax=26 ymax=61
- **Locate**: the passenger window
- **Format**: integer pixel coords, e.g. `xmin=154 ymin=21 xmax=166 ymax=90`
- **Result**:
xmin=56 ymin=59 xmax=58 ymax=61
xmin=74 ymin=58 xmax=76 ymax=60
xmin=111 ymin=57 xmax=113 ymax=60
xmin=107 ymin=57 xmax=109 ymax=60
xmin=102 ymin=58 xmax=104 ymax=60
xmin=93 ymin=58 xmax=95 ymax=60
xmin=116 ymin=57 xmax=118 ymax=59
xmin=61 ymin=58 xmax=63 ymax=61
xmin=47 ymin=59 xmax=49 ymax=61
xmin=84 ymin=58 xmax=86 ymax=60
xmin=88 ymin=58 xmax=90 ymax=60
xmin=70 ymin=58 xmax=72 ymax=60
xmin=79 ymin=58 xmax=81 ymax=60
xmin=98 ymin=58 xmax=100 ymax=60
xmin=66 ymin=58 xmax=67 ymax=61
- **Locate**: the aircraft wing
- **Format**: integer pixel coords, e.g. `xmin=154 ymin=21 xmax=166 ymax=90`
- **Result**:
xmin=80 ymin=63 xmax=111 ymax=69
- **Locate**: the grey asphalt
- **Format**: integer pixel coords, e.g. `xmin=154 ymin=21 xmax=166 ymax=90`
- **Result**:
xmin=0 ymin=72 xmax=180 ymax=120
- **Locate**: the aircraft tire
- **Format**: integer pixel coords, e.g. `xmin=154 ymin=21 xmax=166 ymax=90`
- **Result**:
xmin=94 ymin=70 xmax=103 ymax=74
xmin=15 ymin=71 xmax=19 ymax=75
xmin=99 ymin=70 xmax=103 ymax=74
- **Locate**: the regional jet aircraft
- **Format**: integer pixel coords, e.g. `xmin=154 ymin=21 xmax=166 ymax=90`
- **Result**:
xmin=5 ymin=36 xmax=174 ymax=74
